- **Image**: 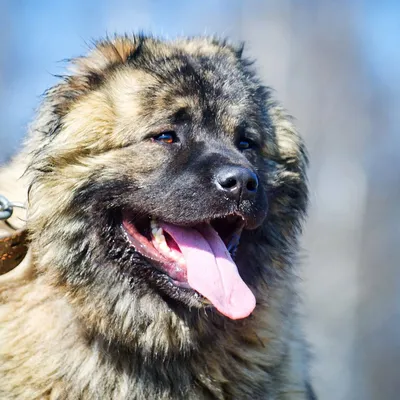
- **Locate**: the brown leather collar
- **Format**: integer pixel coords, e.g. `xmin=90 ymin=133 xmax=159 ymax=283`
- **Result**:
xmin=0 ymin=229 xmax=29 ymax=275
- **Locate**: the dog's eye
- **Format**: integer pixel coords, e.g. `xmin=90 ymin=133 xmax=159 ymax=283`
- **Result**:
xmin=153 ymin=131 xmax=177 ymax=144
xmin=237 ymin=139 xmax=253 ymax=150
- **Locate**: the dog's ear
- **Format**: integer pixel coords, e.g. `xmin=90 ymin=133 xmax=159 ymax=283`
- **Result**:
xmin=71 ymin=36 xmax=141 ymax=79
xmin=263 ymin=100 xmax=309 ymax=229
xmin=268 ymin=103 xmax=308 ymax=175
xmin=41 ymin=36 xmax=141 ymax=123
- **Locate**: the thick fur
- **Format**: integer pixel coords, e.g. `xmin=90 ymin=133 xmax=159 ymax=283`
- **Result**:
xmin=0 ymin=35 xmax=315 ymax=399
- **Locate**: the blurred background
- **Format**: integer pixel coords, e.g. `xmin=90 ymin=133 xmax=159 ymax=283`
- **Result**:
xmin=0 ymin=1 xmax=399 ymax=399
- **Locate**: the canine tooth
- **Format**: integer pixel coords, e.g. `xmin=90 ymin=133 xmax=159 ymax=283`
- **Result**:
xmin=156 ymin=228 xmax=163 ymax=237
xmin=155 ymin=231 xmax=166 ymax=241
xmin=159 ymin=242 xmax=169 ymax=253
xmin=155 ymin=235 xmax=164 ymax=243
xmin=150 ymin=220 xmax=158 ymax=230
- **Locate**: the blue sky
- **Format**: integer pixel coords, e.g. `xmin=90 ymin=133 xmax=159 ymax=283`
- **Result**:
xmin=358 ymin=0 xmax=400 ymax=87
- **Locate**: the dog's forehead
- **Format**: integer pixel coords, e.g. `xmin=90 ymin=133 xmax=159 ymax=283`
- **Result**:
xmin=111 ymin=44 xmax=255 ymax=135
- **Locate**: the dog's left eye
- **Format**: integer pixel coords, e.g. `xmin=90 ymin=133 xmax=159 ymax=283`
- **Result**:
xmin=237 ymin=139 xmax=253 ymax=150
xmin=153 ymin=131 xmax=178 ymax=144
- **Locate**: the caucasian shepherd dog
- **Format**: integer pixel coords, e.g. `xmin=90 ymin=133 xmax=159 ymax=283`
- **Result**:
xmin=0 ymin=35 xmax=316 ymax=399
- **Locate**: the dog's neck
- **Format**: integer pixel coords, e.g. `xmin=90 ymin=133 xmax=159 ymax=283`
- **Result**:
xmin=0 ymin=273 xmax=284 ymax=399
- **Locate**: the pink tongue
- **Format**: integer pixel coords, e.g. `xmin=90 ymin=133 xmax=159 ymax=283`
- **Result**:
xmin=159 ymin=222 xmax=256 ymax=320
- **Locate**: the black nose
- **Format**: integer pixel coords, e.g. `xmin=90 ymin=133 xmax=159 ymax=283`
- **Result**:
xmin=215 ymin=166 xmax=259 ymax=202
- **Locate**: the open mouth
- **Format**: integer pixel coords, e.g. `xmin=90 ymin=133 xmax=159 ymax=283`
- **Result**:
xmin=122 ymin=211 xmax=256 ymax=320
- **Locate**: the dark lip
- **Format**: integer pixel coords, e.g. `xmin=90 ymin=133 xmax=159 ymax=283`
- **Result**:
xmin=154 ymin=208 xmax=266 ymax=232
xmin=121 ymin=210 xmax=246 ymax=287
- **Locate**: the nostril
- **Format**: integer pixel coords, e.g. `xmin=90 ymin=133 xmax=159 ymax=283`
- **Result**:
xmin=246 ymin=177 xmax=258 ymax=192
xmin=222 ymin=177 xmax=238 ymax=189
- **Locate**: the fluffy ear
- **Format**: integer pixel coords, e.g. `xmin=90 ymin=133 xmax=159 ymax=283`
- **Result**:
xmin=70 ymin=36 xmax=140 ymax=78
xmin=264 ymin=100 xmax=309 ymax=230
xmin=268 ymin=104 xmax=308 ymax=174
xmin=37 ymin=36 xmax=141 ymax=129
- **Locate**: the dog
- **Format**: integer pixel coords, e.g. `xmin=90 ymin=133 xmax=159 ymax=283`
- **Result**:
xmin=0 ymin=34 xmax=315 ymax=399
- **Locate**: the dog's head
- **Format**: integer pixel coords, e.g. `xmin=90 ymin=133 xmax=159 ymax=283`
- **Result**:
xmin=26 ymin=35 xmax=308 ymax=349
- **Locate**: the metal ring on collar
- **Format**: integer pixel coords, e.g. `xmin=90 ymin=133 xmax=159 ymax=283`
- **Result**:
xmin=0 ymin=195 xmax=25 ymax=221
xmin=0 ymin=195 xmax=13 ymax=220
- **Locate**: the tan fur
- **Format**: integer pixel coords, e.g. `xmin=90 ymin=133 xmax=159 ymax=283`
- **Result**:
xmin=0 ymin=36 xmax=313 ymax=399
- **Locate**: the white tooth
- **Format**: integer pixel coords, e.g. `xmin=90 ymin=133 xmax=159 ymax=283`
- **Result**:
xmin=160 ymin=244 xmax=169 ymax=253
xmin=150 ymin=219 xmax=158 ymax=230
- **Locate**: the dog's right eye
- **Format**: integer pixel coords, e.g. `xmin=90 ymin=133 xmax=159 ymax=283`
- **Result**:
xmin=152 ymin=131 xmax=178 ymax=144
